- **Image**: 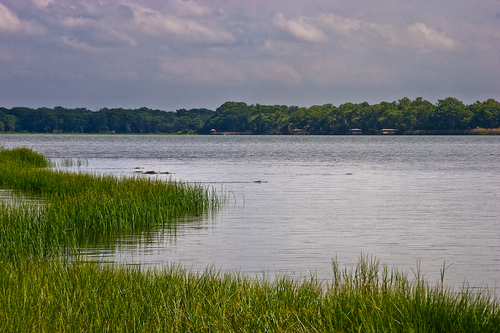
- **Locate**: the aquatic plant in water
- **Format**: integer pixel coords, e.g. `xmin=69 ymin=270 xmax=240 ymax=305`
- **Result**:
xmin=0 ymin=255 xmax=498 ymax=332
xmin=0 ymin=148 xmax=498 ymax=332
xmin=0 ymin=147 xmax=219 ymax=261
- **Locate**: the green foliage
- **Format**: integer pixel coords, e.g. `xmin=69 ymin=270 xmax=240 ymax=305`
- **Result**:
xmin=203 ymin=97 xmax=500 ymax=135
xmin=0 ymin=106 xmax=214 ymax=134
xmin=0 ymin=148 xmax=219 ymax=261
xmin=432 ymin=97 xmax=472 ymax=130
xmin=0 ymin=256 xmax=498 ymax=332
xmin=0 ymin=146 xmax=49 ymax=168
xmin=2 ymin=98 xmax=500 ymax=134
xmin=470 ymin=99 xmax=500 ymax=129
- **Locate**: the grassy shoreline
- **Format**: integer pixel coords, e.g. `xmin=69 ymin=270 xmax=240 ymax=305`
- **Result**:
xmin=1 ymin=256 xmax=498 ymax=332
xmin=1 ymin=147 xmax=499 ymax=332
xmin=0 ymin=147 xmax=219 ymax=261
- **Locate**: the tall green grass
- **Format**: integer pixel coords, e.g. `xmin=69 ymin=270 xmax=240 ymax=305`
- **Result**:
xmin=0 ymin=146 xmax=49 ymax=168
xmin=0 ymin=147 xmax=219 ymax=261
xmin=1 ymin=147 xmax=499 ymax=331
xmin=468 ymin=127 xmax=500 ymax=135
xmin=0 ymin=256 xmax=498 ymax=332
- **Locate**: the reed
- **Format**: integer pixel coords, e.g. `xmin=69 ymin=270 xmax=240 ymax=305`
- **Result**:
xmin=57 ymin=157 xmax=89 ymax=168
xmin=1 ymin=148 xmax=499 ymax=331
xmin=0 ymin=147 xmax=219 ymax=261
xmin=0 ymin=146 xmax=49 ymax=168
xmin=0 ymin=256 xmax=498 ymax=332
xmin=468 ymin=127 xmax=500 ymax=135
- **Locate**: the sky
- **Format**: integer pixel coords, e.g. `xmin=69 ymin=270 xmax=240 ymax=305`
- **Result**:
xmin=0 ymin=0 xmax=499 ymax=111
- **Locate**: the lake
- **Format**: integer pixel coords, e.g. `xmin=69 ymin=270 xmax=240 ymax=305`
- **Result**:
xmin=1 ymin=134 xmax=499 ymax=290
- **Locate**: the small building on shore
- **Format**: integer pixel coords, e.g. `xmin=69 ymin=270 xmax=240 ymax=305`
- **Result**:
xmin=210 ymin=129 xmax=252 ymax=135
xmin=349 ymin=129 xmax=362 ymax=135
xmin=380 ymin=129 xmax=396 ymax=135
xmin=290 ymin=128 xmax=307 ymax=135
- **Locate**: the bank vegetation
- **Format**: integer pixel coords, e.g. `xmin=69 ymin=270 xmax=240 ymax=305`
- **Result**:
xmin=0 ymin=147 xmax=499 ymax=332
xmin=2 ymin=97 xmax=500 ymax=135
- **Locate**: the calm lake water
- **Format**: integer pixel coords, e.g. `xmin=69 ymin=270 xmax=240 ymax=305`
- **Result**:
xmin=2 ymin=134 xmax=500 ymax=290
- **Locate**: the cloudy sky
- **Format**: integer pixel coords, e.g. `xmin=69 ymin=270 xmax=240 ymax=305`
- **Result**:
xmin=1 ymin=0 xmax=499 ymax=111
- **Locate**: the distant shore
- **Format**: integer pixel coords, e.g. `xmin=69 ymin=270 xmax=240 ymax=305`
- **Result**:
xmin=2 ymin=97 xmax=499 ymax=135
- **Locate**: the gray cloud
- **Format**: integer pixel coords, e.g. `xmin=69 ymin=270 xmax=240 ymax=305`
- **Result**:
xmin=0 ymin=0 xmax=499 ymax=111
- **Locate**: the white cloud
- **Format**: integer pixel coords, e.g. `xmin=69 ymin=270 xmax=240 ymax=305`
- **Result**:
xmin=60 ymin=36 xmax=106 ymax=53
xmin=169 ymin=0 xmax=212 ymax=17
xmin=32 ymin=0 xmax=54 ymax=8
xmin=131 ymin=4 xmax=235 ymax=44
xmin=61 ymin=17 xmax=95 ymax=28
xmin=316 ymin=13 xmax=399 ymax=51
xmin=316 ymin=13 xmax=456 ymax=52
xmin=0 ymin=3 xmax=21 ymax=32
xmin=45 ymin=18 xmax=132 ymax=51
xmin=317 ymin=14 xmax=363 ymax=36
xmin=0 ymin=3 xmax=42 ymax=35
xmin=273 ymin=13 xmax=327 ymax=43
xmin=408 ymin=22 xmax=456 ymax=50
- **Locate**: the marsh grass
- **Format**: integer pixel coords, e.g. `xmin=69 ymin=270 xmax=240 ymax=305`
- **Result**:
xmin=0 ymin=146 xmax=49 ymax=168
xmin=1 ymin=148 xmax=499 ymax=332
xmin=57 ymin=157 xmax=89 ymax=168
xmin=0 ymin=256 xmax=498 ymax=332
xmin=468 ymin=127 xmax=500 ymax=135
xmin=0 ymin=147 xmax=219 ymax=261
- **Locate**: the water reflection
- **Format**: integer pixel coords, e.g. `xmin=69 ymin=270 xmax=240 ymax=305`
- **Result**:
xmin=0 ymin=188 xmax=44 ymax=206
xmin=79 ymin=215 xmax=216 ymax=264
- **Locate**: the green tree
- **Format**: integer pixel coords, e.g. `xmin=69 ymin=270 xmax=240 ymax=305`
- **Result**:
xmin=433 ymin=97 xmax=472 ymax=130
xmin=409 ymin=97 xmax=434 ymax=130
xmin=469 ymin=99 xmax=500 ymax=128
xmin=3 ymin=115 xmax=17 ymax=132
xmin=204 ymin=102 xmax=251 ymax=132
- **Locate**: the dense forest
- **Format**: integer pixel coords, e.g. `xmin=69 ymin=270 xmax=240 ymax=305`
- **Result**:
xmin=0 ymin=107 xmax=213 ymax=134
xmin=1 ymin=97 xmax=500 ymax=134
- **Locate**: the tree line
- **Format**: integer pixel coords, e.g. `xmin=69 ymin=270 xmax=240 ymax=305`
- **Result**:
xmin=202 ymin=97 xmax=500 ymax=135
xmin=1 ymin=97 xmax=499 ymax=134
xmin=0 ymin=107 xmax=213 ymax=134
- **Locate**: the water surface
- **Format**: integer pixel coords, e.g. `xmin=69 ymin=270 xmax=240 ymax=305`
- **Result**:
xmin=2 ymin=134 xmax=499 ymax=290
